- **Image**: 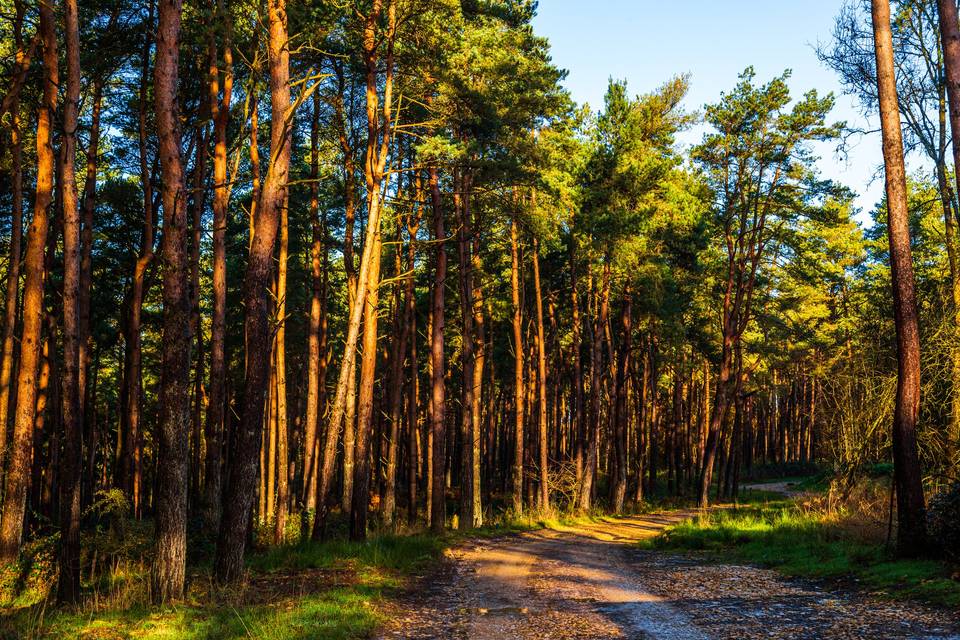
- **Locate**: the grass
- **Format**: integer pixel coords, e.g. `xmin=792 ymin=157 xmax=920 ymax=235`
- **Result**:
xmin=644 ymin=502 xmax=960 ymax=609
xmin=0 ymin=533 xmax=449 ymax=640
xmin=0 ymin=509 xmax=582 ymax=639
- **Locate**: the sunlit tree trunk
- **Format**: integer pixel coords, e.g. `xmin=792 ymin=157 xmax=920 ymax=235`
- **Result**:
xmin=349 ymin=0 xmax=395 ymax=540
xmin=383 ymin=200 xmax=418 ymax=527
xmin=303 ymin=92 xmax=324 ymax=524
xmin=874 ymin=0 xmax=928 ymax=555
xmin=313 ymin=0 xmax=394 ymax=539
xmin=217 ymin=0 xmax=291 ymax=581
xmin=0 ymin=0 xmax=56 ymax=563
xmin=0 ymin=1 xmax=28 ymax=469
xmin=531 ymin=237 xmax=549 ymax=512
xmin=510 ymin=215 xmax=525 ymax=515
xmin=429 ymin=164 xmax=447 ymax=534
xmin=274 ymin=197 xmax=290 ymax=543
xmin=203 ymin=0 xmax=232 ymax=533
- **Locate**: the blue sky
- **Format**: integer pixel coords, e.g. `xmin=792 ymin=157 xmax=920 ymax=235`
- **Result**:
xmin=532 ymin=0 xmax=885 ymax=220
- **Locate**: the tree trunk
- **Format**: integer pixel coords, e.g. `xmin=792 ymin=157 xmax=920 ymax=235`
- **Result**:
xmin=303 ymin=91 xmax=324 ymax=523
xmin=202 ymin=0 xmax=232 ymax=533
xmin=121 ymin=0 xmax=156 ymax=517
xmin=938 ymin=0 xmax=960 ymax=467
xmin=152 ymin=0 xmax=192 ymax=602
xmin=510 ymin=215 xmax=525 ymax=515
xmin=429 ymin=165 xmax=447 ymax=534
xmin=455 ymin=172 xmax=476 ymax=529
xmin=383 ymin=201 xmax=418 ymax=527
xmin=610 ymin=293 xmax=631 ymax=513
xmin=57 ymin=0 xmax=84 ymax=603
xmin=876 ymin=0 xmax=929 ymax=555
xmin=215 ymin=0 xmax=291 ymax=583
xmin=350 ymin=228 xmax=383 ymax=541
xmin=0 ymin=2 xmax=27 ymax=470
xmin=0 ymin=0 xmax=56 ymax=563
xmin=531 ymin=236 xmax=549 ymax=513
xmin=274 ymin=198 xmax=290 ymax=544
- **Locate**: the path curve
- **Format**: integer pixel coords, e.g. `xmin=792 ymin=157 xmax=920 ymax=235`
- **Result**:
xmin=377 ymin=512 xmax=960 ymax=640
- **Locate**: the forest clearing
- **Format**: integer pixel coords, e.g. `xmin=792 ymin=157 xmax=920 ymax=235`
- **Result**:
xmin=2 ymin=0 xmax=960 ymax=637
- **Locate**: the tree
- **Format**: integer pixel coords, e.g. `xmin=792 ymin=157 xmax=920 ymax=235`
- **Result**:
xmin=216 ymin=0 xmax=293 ymax=582
xmin=871 ymin=0 xmax=929 ymax=555
xmin=0 ymin=0 xmax=56 ymax=563
xmin=691 ymin=69 xmax=840 ymax=507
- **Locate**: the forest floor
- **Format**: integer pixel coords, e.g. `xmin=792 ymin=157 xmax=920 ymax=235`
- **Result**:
xmin=376 ymin=485 xmax=960 ymax=640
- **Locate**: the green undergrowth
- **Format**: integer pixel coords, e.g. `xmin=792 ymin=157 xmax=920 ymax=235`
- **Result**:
xmin=0 ymin=532 xmax=449 ymax=640
xmin=0 ymin=509 xmax=603 ymax=639
xmin=644 ymin=503 xmax=960 ymax=609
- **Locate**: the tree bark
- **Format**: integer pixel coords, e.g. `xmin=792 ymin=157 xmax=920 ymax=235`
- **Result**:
xmin=429 ymin=165 xmax=447 ymax=534
xmin=202 ymin=0 xmax=232 ymax=533
xmin=0 ymin=1 xmax=28 ymax=470
xmin=216 ymin=0 xmax=291 ymax=582
xmin=57 ymin=0 xmax=84 ymax=603
xmin=313 ymin=0 xmax=394 ymax=539
xmin=875 ymin=0 xmax=929 ymax=555
xmin=303 ymin=91 xmax=324 ymax=523
xmin=510 ymin=215 xmax=525 ymax=515
xmin=0 ymin=0 xmax=56 ymax=563
xmin=152 ymin=0 xmax=193 ymax=602
xmin=531 ymin=236 xmax=549 ymax=513
xmin=937 ymin=0 xmax=960 ymax=466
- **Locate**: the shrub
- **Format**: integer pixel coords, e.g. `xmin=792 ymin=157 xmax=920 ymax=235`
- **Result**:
xmin=927 ymin=483 xmax=960 ymax=563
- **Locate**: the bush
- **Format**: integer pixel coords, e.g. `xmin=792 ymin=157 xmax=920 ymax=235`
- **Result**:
xmin=927 ymin=483 xmax=960 ymax=562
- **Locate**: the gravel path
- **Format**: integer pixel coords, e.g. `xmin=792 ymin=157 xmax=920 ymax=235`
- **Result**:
xmin=376 ymin=512 xmax=960 ymax=640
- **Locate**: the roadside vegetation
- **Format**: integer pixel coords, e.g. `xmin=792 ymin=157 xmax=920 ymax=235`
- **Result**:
xmin=648 ymin=470 xmax=960 ymax=609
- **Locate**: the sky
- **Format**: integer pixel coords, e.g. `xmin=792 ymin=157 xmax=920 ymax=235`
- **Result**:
xmin=531 ymin=0 xmax=885 ymax=223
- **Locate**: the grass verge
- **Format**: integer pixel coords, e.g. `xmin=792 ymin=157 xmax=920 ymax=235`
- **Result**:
xmin=0 ymin=533 xmax=449 ymax=640
xmin=643 ymin=502 xmax=960 ymax=608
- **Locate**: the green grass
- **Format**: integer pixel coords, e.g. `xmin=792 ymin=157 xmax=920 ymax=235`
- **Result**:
xmin=0 ymin=533 xmax=448 ymax=640
xmin=645 ymin=505 xmax=960 ymax=608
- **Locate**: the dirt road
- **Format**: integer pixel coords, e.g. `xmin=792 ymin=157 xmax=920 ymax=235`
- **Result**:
xmin=377 ymin=511 xmax=960 ymax=640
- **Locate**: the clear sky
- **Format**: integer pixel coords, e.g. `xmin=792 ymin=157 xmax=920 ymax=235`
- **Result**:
xmin=531 ymin=0 xmax=885 ymax=221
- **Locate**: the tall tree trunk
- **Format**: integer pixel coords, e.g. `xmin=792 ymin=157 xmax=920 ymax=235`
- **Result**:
xmin=122 ymin=0 xmax=156 ymax=517
xmin=383 ymin=203 xmax=418 ymax=527
xmin=610 ymin=292 xmax=631 ymax=513
xmin=303 ymin=91 xmax=324 ymax=523
xmin=202 ymin=0 xmax=232 ymax=533
xmin=350 ymin=229 xmax=383 ymax=541
xmin=350 ymin=0 xmax=395 ymax=540
xmin=274 ymin=199 xmax=290 ymax=543
xmin=0 ymin=1 xmax=27 ymax=468
xmin=58 ymin=0 xmax=84 ymax=603
xmin=938 ymin=0 xmax=960 ymax=467
xmin=216 ymin=0 xmax=291 ymax=582
xmin=429 ymin=165 xmax=447 ymax=534
xmin=455 ymin=172 xmax=476 ymax=529
xmin=531 ymin=236 xmax=549 ymax=512
xmin=153 ymin=0 xmax=193 ymax=602
xmin=510 ymin=215 xmax=524 ymax=515
xmin=876 ymin=0 xmax=928 ymax=555
xmin=313 ymin=0 xmax=395 ymax=539
xmin=469 ymin=201 xmax=484 ymax=528
xmin=0 ymin=0 xmax=56 ymax=563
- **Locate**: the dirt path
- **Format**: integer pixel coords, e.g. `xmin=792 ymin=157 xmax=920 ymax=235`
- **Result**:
xmin=377 ymin=512 xmax=960 ymax=640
